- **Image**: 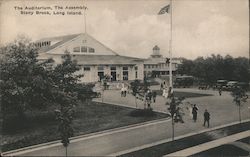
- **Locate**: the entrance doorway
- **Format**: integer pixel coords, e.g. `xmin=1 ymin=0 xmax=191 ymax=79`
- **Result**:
xmin=123 ymin=71 xmax=128 ymax=80
xmin=111 ymin=71 xmax=116 ymax=81
xmin=98 ymin=72 xmax=104 ymax=81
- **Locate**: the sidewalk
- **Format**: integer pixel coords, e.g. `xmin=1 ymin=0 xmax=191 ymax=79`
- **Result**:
xmin=117 ymin=121 xmax=250 ymax=157
xmin=94 ymin=87 xmax=250 ymax=125
xmin=165 ymin=131 xmax=250 ymax=157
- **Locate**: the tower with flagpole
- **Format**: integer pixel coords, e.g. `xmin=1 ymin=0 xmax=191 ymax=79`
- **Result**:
xmin=158 ymin=0 xmax=173 ymax=92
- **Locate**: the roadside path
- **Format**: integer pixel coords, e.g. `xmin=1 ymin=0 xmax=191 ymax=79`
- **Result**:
xmin=3 ymin=88 xmax=250 ymax=156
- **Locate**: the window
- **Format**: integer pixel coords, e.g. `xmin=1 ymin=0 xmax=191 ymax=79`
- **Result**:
xmin=98 ymin=66 xmax=104 ymax=71
xmin=123 ymin=66 xmax=128 ymax=80
xmin=111 ymin=66 xmax=116 ymax=71
xmin=123 ymin=67 xmax=128 ymax=70
xmin=81 ymin=46 xmax=87 ymax=53
xmin=84 ymin=67 xmax=90 ymax=71
xmin=135 ymin=66 xmax=138 ymax=79
xmin=73 ymin=47 xmax=80 ymax=52
xmin=89 ymin=47 xmax=95 ymax=53
xmin=123 ymin=71 xmax=128 ymax=80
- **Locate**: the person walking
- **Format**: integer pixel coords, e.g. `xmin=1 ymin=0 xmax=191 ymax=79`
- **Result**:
xmin=152 ymin=91 xmax=157 ymax=103
xmin=147 ymin=90 xmax=152 ymax=108
xmin=192 ymin=104 xmax=198 ymax=122
xmin=218 ymin=88 xmax=222 ymax=96
xmin=121 ymin=88 xmax=124 ymax=97
xmin=124 ymin=87 xmax=127 ymax=97
xmin=203 ymin=109 xmax=210 ymax=127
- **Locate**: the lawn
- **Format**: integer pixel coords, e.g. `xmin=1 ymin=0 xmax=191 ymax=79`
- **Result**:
xmin=153 ymin=90 xmax=213 ymax=98
xmin=1 ymin=101 xmax=168 ymax=152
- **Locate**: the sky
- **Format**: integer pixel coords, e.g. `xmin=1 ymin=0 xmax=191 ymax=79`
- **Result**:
xmin=0 ymin=0 xmax=249 ymax=59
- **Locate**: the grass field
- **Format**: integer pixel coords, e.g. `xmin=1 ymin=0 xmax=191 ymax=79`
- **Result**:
xmin=2 ymin=101 xmax=168 ymax=152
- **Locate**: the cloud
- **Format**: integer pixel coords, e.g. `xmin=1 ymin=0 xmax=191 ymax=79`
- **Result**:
xmin=171 ymin=13 xmax=249 ymax=59
xmin=88 ymin=7 xmax=248 ymax=59
xmin=0 ymin=0 xmax=248 ymax=59
xmin=89 ymin=9 xmax=170 ymax=58
xmin=195 ymin=14 xmax=248 ymax=57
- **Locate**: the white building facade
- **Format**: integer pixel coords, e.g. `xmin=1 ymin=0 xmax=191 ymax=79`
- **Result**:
xmin=144 ymin=45 xmax=181 ymax=78
xmin=36 ymin=34 xmax=181 ymax=83
xmin=36 ymin=33 xmax=144 ymax=83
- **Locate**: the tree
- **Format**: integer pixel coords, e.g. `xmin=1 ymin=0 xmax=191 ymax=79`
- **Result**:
xmin=76 ymin=83 xmax=96 ymax=101
xmin=166 ymin=95 xmax=185 ymax=141
xmin=0 ymin=38 xmax=85 ymax=155
xmin=52 ymin=51 xmax=83 ymax=93
xmin=231 ymin=87 xmax=248 ymax=123
xmin=177 ymin=59 xmax=194 ymax=76
xmin=130 ymin=80 xmax=143 ymax=108
xmin=233 ymin=57 xmax=250 ymax=82
xmin=177 ymin=54 xmax=250 ymax=86
xmin=0 ymin=38 xmax=55 ymax=119
xmin=55 ymin=100 xmax=74 ymax=157
xmin=52 ymin=51 xmax=83 ymax=156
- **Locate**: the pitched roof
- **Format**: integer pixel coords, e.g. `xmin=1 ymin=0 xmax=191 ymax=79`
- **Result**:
xmin=39 ymin=53 xmax=144 ymax=65
xmin=36 ymin=33 xmax=118 ymax=55
xmin=36 ymin=33 xmax=81 ymax=53
xmin=86 ymin=34 xmax=118 ymax=55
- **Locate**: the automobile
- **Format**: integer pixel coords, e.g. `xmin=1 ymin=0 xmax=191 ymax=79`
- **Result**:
xmin=174 ymin=76 xmax=194 ymax=88
xmin=237 ymin=82 xmax=249 ymax=91
xmin=216 ymin=80 xmax=228 ymax=89
xmin=226 ymin=81 xmax=238 ymax=90
xmin=198 ymin=84 xmax=209 ymax=90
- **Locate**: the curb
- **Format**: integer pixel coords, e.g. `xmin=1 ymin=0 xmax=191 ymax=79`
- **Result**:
xmin=109 ymin=119 xmax=250 ymax=156
xmin=93 ymin=99 xmax=169 ymax=114
xmin=2 ymin=117 xmax=171 ymax=156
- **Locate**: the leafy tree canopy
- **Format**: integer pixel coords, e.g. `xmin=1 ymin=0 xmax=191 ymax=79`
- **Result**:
xmin=0 ymin=37 xmax=83 ymax=118
xmin=177 ymin=54 xmax=250 ymax=83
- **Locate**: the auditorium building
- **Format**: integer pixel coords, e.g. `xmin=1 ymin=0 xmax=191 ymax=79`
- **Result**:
xmin=36 ymin=33 xmax=181 ymax=83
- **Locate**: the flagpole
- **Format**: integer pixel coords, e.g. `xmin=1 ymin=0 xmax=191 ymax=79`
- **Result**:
xmin=83 ymin=0 xmax=87 ymax=34
xmin=169 ymin=0 xmax=173 ymax=88
xmin=84 ymin=7 xmax=87 ymax=33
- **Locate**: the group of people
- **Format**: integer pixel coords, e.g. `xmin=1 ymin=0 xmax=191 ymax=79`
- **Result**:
xmin=161 ymin=81 xmax=173 ymax=99
xmin=120 ymin=87 xmax=128 ymax=97
xmin=189 ymin=104 xmax=210 ymax=127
